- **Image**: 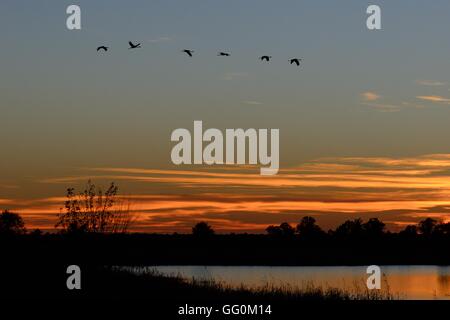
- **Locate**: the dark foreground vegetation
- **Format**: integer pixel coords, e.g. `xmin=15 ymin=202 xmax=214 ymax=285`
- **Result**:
xmin=2 ymin=214 xmax=450 ymax=267
xmin=79 ymin=267 xmax=396 ymax=300
xmin=1 ymin=219 xmax=450 ymax=298
xmin=3 ymin=227 xmax=450 ymax=265
xmin=0 ymin=259 xmax=396 ymax=301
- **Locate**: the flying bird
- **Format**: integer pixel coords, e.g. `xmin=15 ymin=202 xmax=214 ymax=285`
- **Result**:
xmin=260 ymin=56 xmax=272 ymax=62
xmin=96 ymin=46 xmax=108 ymax=52
xmin=182 ymin=49 xmax=194 ymax=57
xmin=290 ymin=58 xmax=302 ymax=66
xmin=218 ymin=52 xmax=230 ymax=57
xmin=128 ymin=41 xmax=141 ymax=49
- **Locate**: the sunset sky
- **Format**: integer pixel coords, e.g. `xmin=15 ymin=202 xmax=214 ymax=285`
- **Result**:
xmin=1 ymin=1 xmax=450 ymax=232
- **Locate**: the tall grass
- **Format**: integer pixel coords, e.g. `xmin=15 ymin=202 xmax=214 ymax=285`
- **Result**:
xmin=113 ymin=266 xmax=399 ymax=300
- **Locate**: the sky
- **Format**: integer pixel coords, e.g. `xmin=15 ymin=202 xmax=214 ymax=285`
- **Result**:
xmin=1 ymin=0 xmax=450 ymax=232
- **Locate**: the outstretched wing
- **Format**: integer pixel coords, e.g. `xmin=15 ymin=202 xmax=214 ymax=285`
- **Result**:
xmin=128 ymin=41 xmax=134 ymax=47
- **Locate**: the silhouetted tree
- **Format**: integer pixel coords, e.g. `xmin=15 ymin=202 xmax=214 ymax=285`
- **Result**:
xmin=265 ymin=217 xmax=450 ymax=242
xmin=266 ymin=225 xmax=283 ymax=236
xmin=279 ymin=222 xmax=295 ymax=237
xmin=296 ymin=216 xmax=324 ymax=239
xmin=399 ymin=225 xmax=418 ymax=238
xmin=55 ymin=180 xmax=133 ymax=234
xmin=435 ymin=222 xmax=450 ymax=235
xmin=418 ymin=218 xmax=439 ymax=237
xmin=363 ymin=218 xmax=386 ymax=237
xmin=266 ymin=222 xmax=295 ymax=237
xmin=334 ymin=218 xmax=364 ymax=238
xmin=29 ymin=229 xmax=43 ymax=237
xmin=0 ymin=210 xmax=26 ymax=235
xmin=192 ymin=222 xmax=215 ymax=237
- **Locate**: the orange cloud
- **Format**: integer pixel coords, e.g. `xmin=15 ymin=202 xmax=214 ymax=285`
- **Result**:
xmin=4 ymin=154 xmax=450 ymax=233
xmin=361 ymin=91 xmax=381 ymax=101
xmin=416 ymin=95 xmax=450 ymax=103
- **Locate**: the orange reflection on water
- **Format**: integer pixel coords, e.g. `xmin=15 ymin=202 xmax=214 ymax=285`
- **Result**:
xmin=150 ymin=265 xmax=450 ymax=300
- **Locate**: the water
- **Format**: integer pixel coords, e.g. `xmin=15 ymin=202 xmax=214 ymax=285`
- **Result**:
xmin=136 ymin=265 xmax=450 ymax=300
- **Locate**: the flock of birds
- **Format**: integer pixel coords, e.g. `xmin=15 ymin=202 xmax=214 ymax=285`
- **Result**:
xmin=96 ymin=42 xmax=303 ymax=66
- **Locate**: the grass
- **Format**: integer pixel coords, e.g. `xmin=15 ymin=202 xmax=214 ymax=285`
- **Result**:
xmin=100 ymin=266 xmax=399 ymax=301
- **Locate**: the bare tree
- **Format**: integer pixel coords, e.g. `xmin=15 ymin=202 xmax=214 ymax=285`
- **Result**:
xmin=56 ymin=180 xmax=134 ymax=234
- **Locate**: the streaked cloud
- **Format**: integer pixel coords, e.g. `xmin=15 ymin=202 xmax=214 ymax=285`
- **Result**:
xmin=360 ymin=91 xmax=402 ymax=112
xmin=361 ymin=91 xmax=381 ymax=101
xmin=416 ymin=95 xmax=450 ymax=104
xmin=0 ymin=184 xmax=18 ymax=189
xmin=363 ymin=101 xmax=426 ymax=112
xmin=243 ymin=100 xmax=263 ymax=105
xmin=3 ymin=154 xmax=450 ymax=233
xmin=416 ymin=80 xmax=447 ymax=86
xmin=361 ymin=102 xmax=401 ymax=112
xmin=0 ymin=199 xmax=14 ymax=205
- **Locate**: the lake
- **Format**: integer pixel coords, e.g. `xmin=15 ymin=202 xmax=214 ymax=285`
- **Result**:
xmin=132 ymin=265 xmax=450 ymax=300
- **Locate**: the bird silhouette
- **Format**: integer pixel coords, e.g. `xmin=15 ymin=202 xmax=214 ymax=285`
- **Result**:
xmin=182 ymin=49 xmax=194 ymax=57
xmin=97 ymin=46 xmax=108 ymax=52
xmin=290 ymin=58 xmax=302 ymax=66
xmin=128 ymin=41 xmax=141 ymax=49
xmin=260 ymin=56 xmax=272 ymax=62
xmin=218 ymin=52 xmax=230 ymax=57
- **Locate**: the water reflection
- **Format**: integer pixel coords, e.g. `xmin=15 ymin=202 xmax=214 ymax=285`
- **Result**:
xmin=141 ymin=265 xmax=450 ymax=300
xmin=437 ymin=266 xmax=450 ymax=297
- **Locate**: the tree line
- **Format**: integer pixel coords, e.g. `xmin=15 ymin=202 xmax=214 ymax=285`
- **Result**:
xmin=263 ymin=216 xmax=450 ymax=239
xmin=190 ymin=216 xmax=450 ymax=239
